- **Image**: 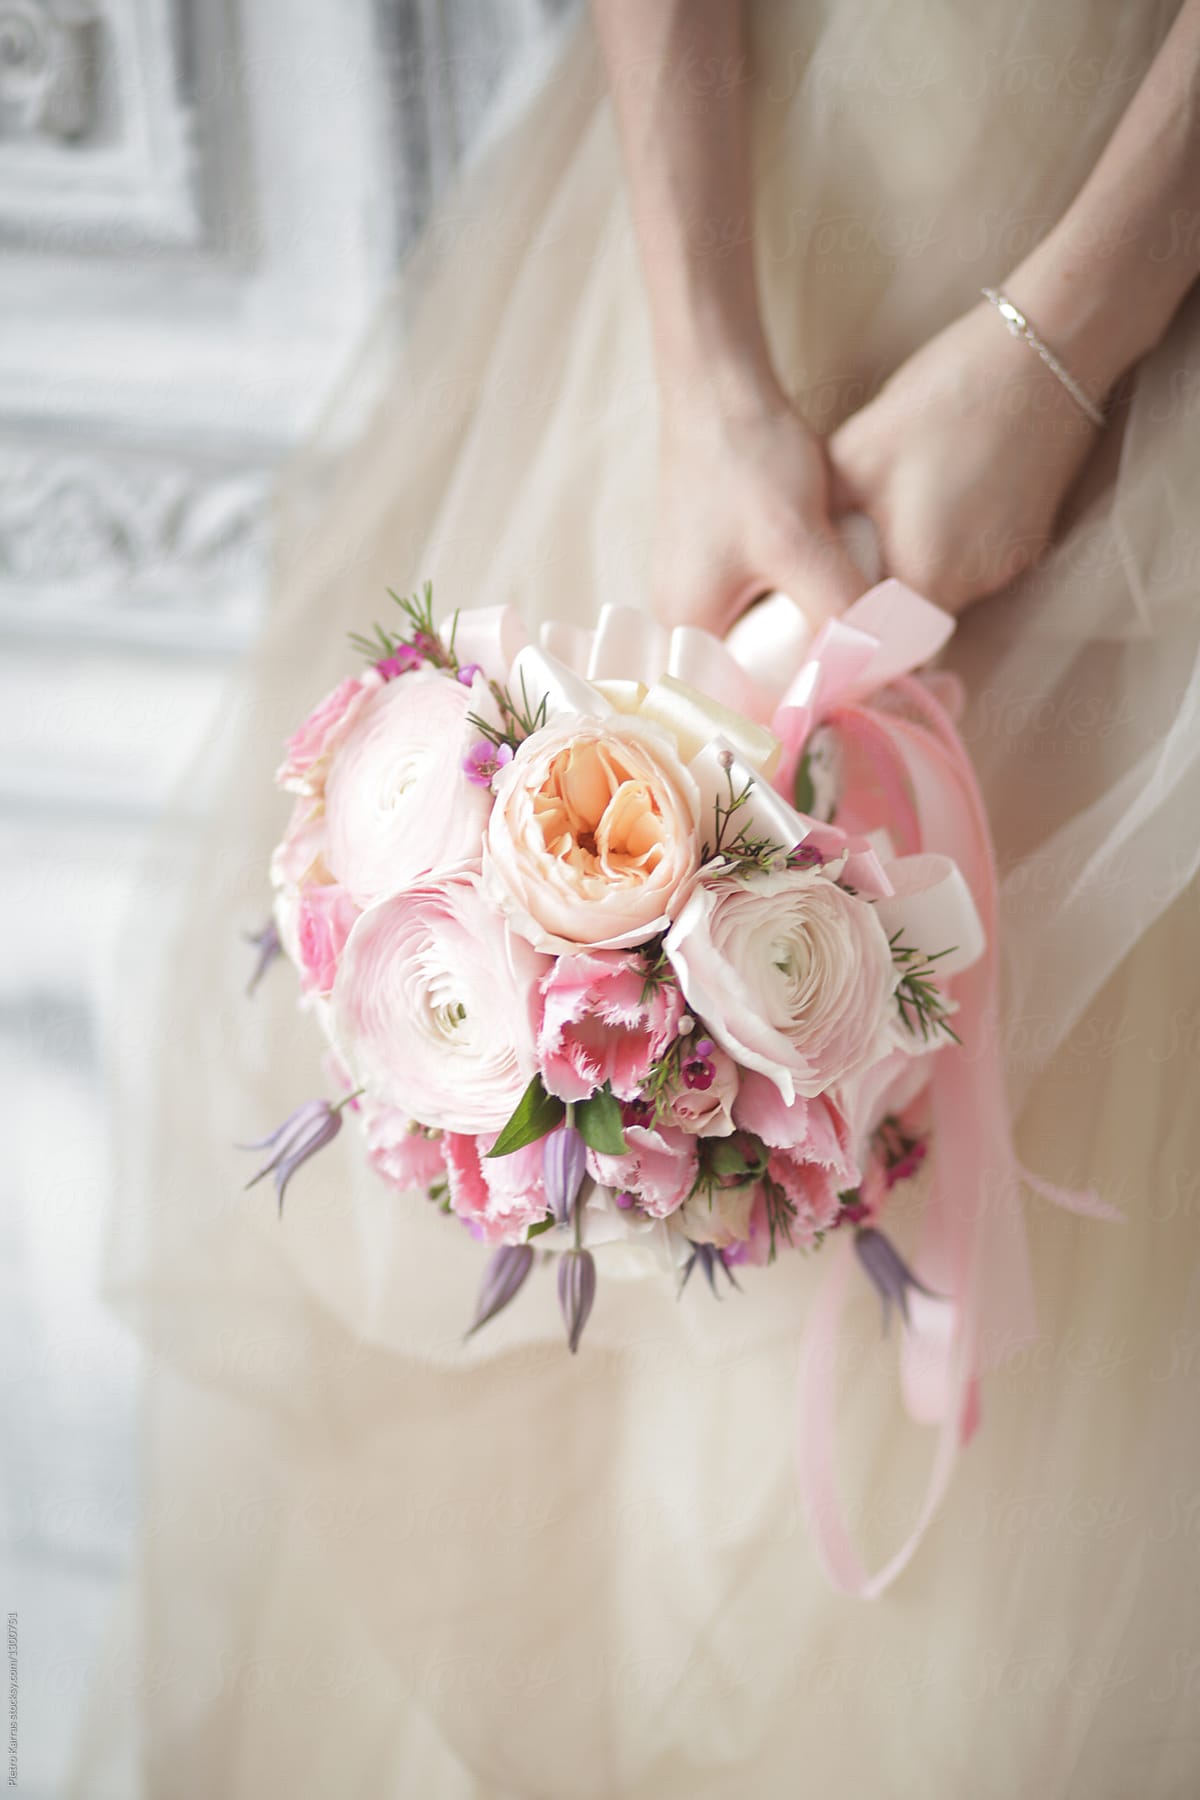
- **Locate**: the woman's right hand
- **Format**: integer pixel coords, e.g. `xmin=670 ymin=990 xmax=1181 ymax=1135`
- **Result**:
xmin=652 ymin=382 xmax=868 ymax=638
xmin=827 ymin=299 xmax=1104 ymax=615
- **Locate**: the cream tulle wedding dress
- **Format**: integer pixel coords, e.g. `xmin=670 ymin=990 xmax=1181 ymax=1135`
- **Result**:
xmin=78 ymin=2 xmax=1200 ymax=1794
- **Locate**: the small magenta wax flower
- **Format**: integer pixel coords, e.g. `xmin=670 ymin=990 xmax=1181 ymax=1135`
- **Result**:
xmin=681 ymin=1037 xmax=716 ymax=1090
xmin=885 ymin=1136 xmax=928 ymax=1190
xmin=456 ymin=662 xmax=484 ymax=686
xmin=619 ymin=1096 xmax=653 ymax=1130
xmin=239 ymin=1097 xmax=345 ymax=1214
xmin=463 ymin=740 xmax=515 ymax=788
xmin=376 ymin=644 xmax=425 ymax=679
xmin=789 ymin=842 xmax=826 ymax=869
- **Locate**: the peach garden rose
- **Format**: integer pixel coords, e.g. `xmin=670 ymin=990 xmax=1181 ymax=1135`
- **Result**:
xmin=482 ymin=715 xmax=702 ymax=954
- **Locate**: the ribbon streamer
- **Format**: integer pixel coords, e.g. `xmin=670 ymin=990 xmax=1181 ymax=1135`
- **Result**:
xmin=447 ymin=582 xmax=1103 ymax=1594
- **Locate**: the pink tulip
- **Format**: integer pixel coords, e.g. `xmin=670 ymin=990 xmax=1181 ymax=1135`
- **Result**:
xmin=586 ymin=1124 xmax=697 ymax=1220
xmin=358 ymin=1099 xmax=445 ymax=1190
xmin=443 ymin=1134 xmax=549 ymax=1244
xmin=536 ymin=952 xmax=683 ymax=1103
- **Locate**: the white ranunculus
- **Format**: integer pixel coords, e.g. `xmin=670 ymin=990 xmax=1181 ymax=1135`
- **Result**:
xmin=665 ymin=867 xmax=897 ymax=1105
xmin=323 ymin=670 xmax=495 ymax=905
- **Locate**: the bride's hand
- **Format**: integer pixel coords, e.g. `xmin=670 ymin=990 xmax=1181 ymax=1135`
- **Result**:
xmin=653 ymin=386 xmax=868 ymax=637
xmin=827 ymin=301 xmax=1104 ymax=615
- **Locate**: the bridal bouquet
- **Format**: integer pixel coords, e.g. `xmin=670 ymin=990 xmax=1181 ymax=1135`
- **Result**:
xmin=247 ymin=580 xmax=989 ymax=1355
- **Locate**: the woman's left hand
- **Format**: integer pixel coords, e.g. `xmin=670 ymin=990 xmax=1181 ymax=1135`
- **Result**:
xmin=827 ymin=300 xmax=1105 ymax=615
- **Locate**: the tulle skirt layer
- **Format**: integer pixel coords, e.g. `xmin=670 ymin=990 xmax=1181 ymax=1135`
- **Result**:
xmin=83 ymin=2 xmax=1200 ymax=1794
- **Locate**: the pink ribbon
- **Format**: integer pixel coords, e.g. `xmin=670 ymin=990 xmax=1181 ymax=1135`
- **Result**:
xmin=792 ymin=646 xmax=1107 ymax=1596
xmin=454 ymin=586 xmax=1112 ymax=1593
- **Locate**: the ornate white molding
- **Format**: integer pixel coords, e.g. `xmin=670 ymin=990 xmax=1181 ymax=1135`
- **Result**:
xmin=0 ymin=435 xmax=270 ymax=644
xmin=0 ymin=0 xmax=202 ymax=250
xmin=0 ymin=0 xmax=102 ymax=142
xmin=0 ymin=0 xmax=576 ymax=663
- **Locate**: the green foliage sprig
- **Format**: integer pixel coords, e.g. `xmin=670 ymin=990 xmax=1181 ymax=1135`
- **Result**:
xmin=889 ymin=934 xmax=961 ymax=1045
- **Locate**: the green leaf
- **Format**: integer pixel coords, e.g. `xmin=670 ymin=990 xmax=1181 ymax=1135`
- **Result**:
xmin=708 ymin=1133 xmax=768 ymax=1182
xmin=485 ymin=1076 xmax=565 ymax=1158
xmin=526 ymin=1215 xmax=557 ymax=1240
xmin=574 ymin=1088 xmax=627 ymax=1156
xmin=792 ymin=750 xmax=816 ymax=816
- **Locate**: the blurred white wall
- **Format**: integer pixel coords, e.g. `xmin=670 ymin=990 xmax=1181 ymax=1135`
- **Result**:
xmin=0 ymin=3 xmax=572 ymax=1793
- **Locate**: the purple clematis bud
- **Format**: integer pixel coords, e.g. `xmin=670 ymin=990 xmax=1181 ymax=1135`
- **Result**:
xmin=242 ymin=917 xmax=282 ymax=996
xmin=679 ymin=1240 xmax=741 ymax=1299
xmin=854 ymin=1226 xmax=939 ymax=1333
xmin=239 ymin=1097 xmax=342 ymax=1215
xmin=466 ymin=1243 xmax=534 ymax=1339
xmin=557 ymin=1249 xmax=596 ymax=1354
xmin=543 ymin=1125 xmax=587 ymax=1225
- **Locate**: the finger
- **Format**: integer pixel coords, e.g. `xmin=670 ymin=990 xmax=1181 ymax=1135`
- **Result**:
xmin=836 ymin=510 xmax=885 ymax=587
xmin=826 ymin=414 xmax=869 ymax=502
xmin=781 ymin=524 xmax=869 ymax=629
xmin=826 ymin=453 xmax=862 ymax=519
xmin=653 ymin=565 xmax=755 ymax=638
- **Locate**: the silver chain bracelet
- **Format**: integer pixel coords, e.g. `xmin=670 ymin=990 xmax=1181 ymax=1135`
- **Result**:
xmin=980 ymin=287 xmax=1106 ymax=429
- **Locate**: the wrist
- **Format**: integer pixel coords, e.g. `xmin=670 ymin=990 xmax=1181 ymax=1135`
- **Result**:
xmin=656 ymin=334 xmax=790 ymax=434
xmin=1005 ymin=221 xmax=1189 ymax=403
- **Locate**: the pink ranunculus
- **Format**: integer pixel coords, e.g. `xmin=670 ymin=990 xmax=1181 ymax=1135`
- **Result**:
xmin=323 ymin=669 xmax=498 ymax=906
xmin=276 ymin=671 xmax=384 ymax=796
xmin=482 ymin=715 xmax=702 ymax=954
xmin=359 ymin=1099 xmax=445 ymax=1190
xmin=667 ymin=1044 xmax=739 ymax=1137
xmin=442 ymin=1134 xmax=548 ymax=1244
xmin=665 ymin=867 xmax=897 ymax=1106
xmin=536 ymin=953 xmax=683 ymax=1103
xmin=764 ymin=1146 xmax=843 ymax=1248
xmin=331 ymin=869 xmax=549 ymax=1135
xmin=296 ymin=883 xmax=361 ymax=996
xmin=586 ymin=1124 xmax=697 ymax=1220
